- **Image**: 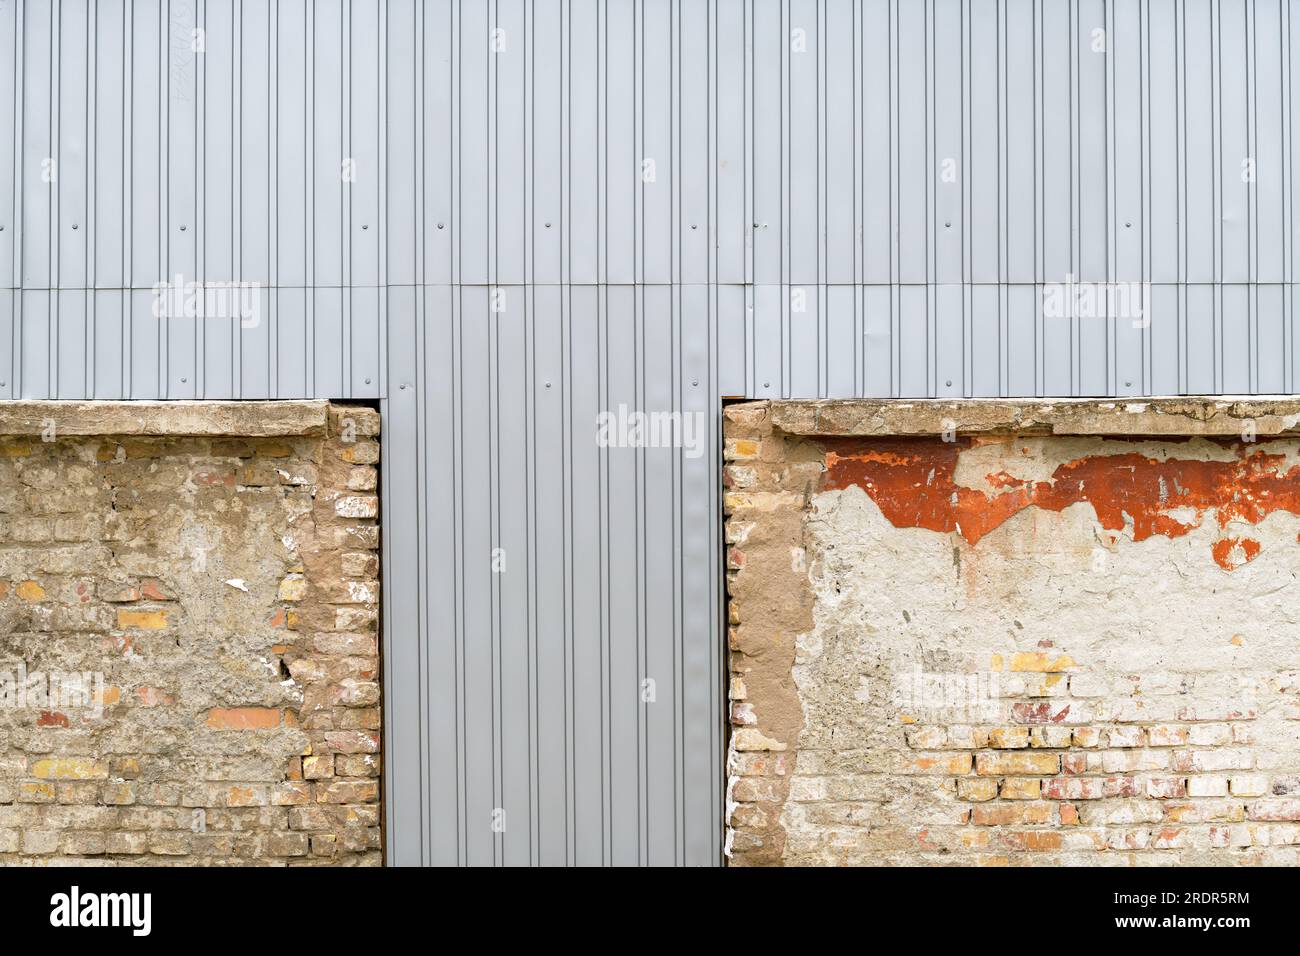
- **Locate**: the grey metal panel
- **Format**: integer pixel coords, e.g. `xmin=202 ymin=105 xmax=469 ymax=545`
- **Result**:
xmin=1039 ymin=0 xmax=1070 ymax=283
xmin=897 ymin=1 xmax=927 ymax=284
xmin=0 ymin=291 xmax=13 ymax=398
xmin=751 ymin=0 xmax=782 ymax=284
xmin=788 ymin=0 xmax=818 ymax=286
xmin=862 ymin=0 xmax=890 ymax=284
xmin=277 ymin=0 xmax=311 ymax=287
xmin=0 ymin=0 xmax=16 ymax=289
xmin=641 ymin=0 xmax=673 ymax=285
xmin=680 ymin=0 xmax=712 ymax=285
xmin=605 ymin=1 xmax=636 ymax=285
xmin=1077 ymin=0 xmax=1107 ymax=282
xmin=1221 ymin=0 xmax=1251 ymax=284
xmin=965 ymin=0 xmax=995 ymax=284
xmin=1255 ymin=0 xmax=1286 ymax=284
xmin=11 ymin=0 xmax=1300 ymax=869
xmin=529 ymin=284 xmax=568 ymax=864
xmin=568 ymin=0 xmax=600 ymax=285
xmin=531 ymin=0 xmax=564 ymax=285
xmin=21 ymin=0 xmax=51 ymax=290
xmin=824 ymin=0 xmax=856 ymax=285
xmin=1004 ymin=0 xmax=1035 ymax=283
xmin=1112 ymin=0 xmax=1143 ymax=283
xmin=1148 ymin=0 xmax=1180 ymax=283
xmin=970 ymin=285 xmax=1000 ymax=397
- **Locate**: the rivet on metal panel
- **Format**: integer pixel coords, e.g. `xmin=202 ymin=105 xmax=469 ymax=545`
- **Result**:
xmin=72 ymin=223 xmax=78 ymax=230
xmin=362 ymin=224 xmax=369 ymax=230
xmin=692 ymin=379 xmax=699 ymax=386
xmin=437 ymin=223 xmax=444 ymax=229
xmin=180 ymin=225 xmax=187 ymax=231
xmin=365 ymin=377 xmax=372 ymax=385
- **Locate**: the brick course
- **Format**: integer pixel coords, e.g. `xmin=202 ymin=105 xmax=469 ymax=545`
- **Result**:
xmin=0 ymin=402 xmax=380 ymax=865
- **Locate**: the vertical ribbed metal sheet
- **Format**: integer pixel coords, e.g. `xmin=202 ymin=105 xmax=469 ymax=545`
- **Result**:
xmin=5 ymin=0 xmax=1300 ymax=865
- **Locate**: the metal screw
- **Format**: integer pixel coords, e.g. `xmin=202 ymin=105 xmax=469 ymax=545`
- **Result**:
xmin=691 ymin=224 xmax=698 ymax=230
xmin=763 ymin=381 xmax=770 ymax=388
xmin=72 ymin=223 xmax=78 ymax=230
xmin=945 ymin=380 xmax=952 ymax=387
xmin=545 ymin=381 xmax=552 ymax=388
xmin=365 ymin=377 xmax=372 ymax=384
xmin=944 ymin=221 xmax=951 ymax=228
xmin=691 ymin=379 xmax=699 ymax=386
xmin=180 ymin=225 xmax=187 ymax=231
xmin=362 ymin=224 xmax=369 ymax=230
xmin=544 ymin=222 xmax=552 ymax=228
xmin=437 ymin=223 xmax=445 ymax=229
xmin=181 ymin=377 xmax=187 ymax=383
xmin=399 ymin=383 xmax=408 ymax=390
xmin=1125 ymin=221 xmax=1132 ymax=228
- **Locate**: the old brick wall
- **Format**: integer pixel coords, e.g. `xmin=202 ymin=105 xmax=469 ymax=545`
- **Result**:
xmin=0 ymin=401 xmax=381 ymax=864
xmin=725 ymin=399 xmax=1300 ymax=866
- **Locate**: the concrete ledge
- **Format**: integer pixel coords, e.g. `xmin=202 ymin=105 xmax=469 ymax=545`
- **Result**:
xmin=0 ymin=400 xmax=330 ymax=437
xmin=753 ymin=396 xmax=1300 ymax=437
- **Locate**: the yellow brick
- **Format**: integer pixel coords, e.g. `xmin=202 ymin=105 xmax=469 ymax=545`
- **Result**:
xmin=279 ymin=575 xmax=308 ymax=602
xmin=999 ymin=777 xmax=1042 ymax=800
xmin=117 ymin=609 xmax=168 ymax=630
xmin=30 ymin=758 xmax=109 ymax=780
xmin=957 ymin=778 xmax=999 ymax=801
xmin=15 ymin=580 xmax=46 ymax=602
xmin=904 ymin=753 xmax=972 ymax=775
xmin=19 ymin=782 xmax=55 ymax=802
xmin=975 ymin=751 xmax=1060 ymax=776
xmin=988 ymin=727 xmax=1030 ymax=749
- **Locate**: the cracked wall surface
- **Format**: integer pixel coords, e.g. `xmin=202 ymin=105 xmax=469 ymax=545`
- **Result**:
xmin=725 ymin=399 xmax=1300 ymax=866
xmin=0 ymin=401 xmax=380 ymax=865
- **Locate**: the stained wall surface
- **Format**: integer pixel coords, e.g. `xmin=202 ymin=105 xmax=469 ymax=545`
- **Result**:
xmin=0 ymin=401 xmax=381 ymax=864
xmin=725 ymin=400 xmax=1300 ymax=865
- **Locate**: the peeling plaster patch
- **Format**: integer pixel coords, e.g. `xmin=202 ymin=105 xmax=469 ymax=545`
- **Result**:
xmin=822 ymin=436 xmax=1300 ymax=564
xmin=1212 ymin=537 xmax=1262 ymax=571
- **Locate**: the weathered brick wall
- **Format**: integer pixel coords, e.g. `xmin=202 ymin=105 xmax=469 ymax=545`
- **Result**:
xmin=0 ymin=401 xmax=381 ymax=864
xmin=725 ymin=399 xmax=1300 ymax=866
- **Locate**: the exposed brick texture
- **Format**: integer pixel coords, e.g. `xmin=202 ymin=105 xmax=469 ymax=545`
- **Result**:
xmin=0 ymin=403 xmax=380 ymax=864
xmin=725 ymin=400 xmax=1300 ymax=866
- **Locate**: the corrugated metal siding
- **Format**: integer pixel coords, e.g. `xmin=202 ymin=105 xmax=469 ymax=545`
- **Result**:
xmin=4 ymin=0 xmax=1300 ymax=864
